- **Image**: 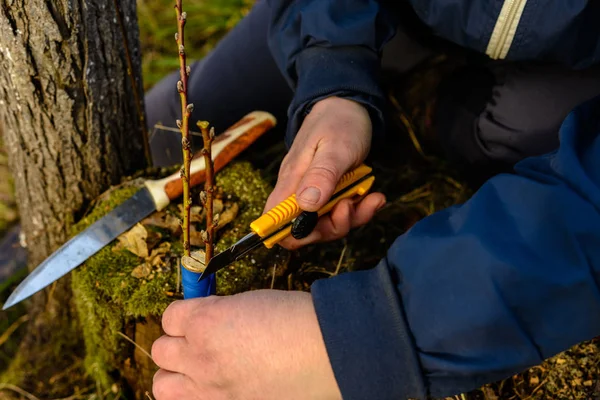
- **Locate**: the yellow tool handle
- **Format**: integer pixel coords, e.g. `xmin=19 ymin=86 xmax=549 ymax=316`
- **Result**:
xmin=259 ymin=175 xmax=375 ymax=249
xmin=250 ymin=164 xmax=373 ymax=238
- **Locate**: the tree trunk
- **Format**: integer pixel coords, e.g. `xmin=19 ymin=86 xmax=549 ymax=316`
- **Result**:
xmin=0 ymin=0 xmax=146 ymax=396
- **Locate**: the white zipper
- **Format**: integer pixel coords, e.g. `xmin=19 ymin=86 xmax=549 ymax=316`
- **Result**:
xmin=486 ymin=0 xmax=528 ymax=59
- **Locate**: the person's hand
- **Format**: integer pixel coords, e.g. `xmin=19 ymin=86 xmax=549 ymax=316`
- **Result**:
xmin=265 ymin=96 xmax=386 ymax=250
xmin=151 ymin=290 xmax=342 ymax=400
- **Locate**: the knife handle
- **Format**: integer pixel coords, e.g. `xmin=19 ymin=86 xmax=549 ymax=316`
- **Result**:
xmin=144 ymin=111 xmax=276 ymax=211
xmin=260 ymin=176 xmax=375 ymax=248
xmin=250 ymin=164 xmax=374 ymax=248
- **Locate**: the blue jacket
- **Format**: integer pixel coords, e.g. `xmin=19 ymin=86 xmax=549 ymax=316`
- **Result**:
xmin=266 ymin=1 xmax=600 ymax=398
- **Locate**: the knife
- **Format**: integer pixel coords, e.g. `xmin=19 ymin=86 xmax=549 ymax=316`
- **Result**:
xmin=198 ymin=164 xmax=375 ymax=280
xmin=2 ymin=111 xmax=276 ymax=310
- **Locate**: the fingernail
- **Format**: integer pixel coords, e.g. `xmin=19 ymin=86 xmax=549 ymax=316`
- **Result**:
xmin=376 ymin=201 xmax=386 ymax=211
xmin=299 ymin=187 xmax=321 ymax=205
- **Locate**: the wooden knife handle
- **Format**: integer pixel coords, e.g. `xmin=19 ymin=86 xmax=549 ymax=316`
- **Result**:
xmin=144 ymin=111 xmax=276 ymax=211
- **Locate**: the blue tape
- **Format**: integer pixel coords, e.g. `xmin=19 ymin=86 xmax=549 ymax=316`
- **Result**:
xmin=181 ymin=264 xmax=216 ymax=299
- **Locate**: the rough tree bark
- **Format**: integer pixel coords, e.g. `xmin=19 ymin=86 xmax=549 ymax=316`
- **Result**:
xmin=0 ymin=0 xmax=146 ymax=395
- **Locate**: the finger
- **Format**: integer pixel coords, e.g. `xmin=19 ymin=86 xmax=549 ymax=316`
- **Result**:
xmin=152 ymin=369 xmax=195 ymax=400
xmin=162 ymin=297 xmax=215 ymax=337
xmin=151 ymin=335 xmax=189 ymax=373
xmin=295 ymin=145 xmax=354 ymax=212
xmin=264 ymin=149 xmax=314 ymax=212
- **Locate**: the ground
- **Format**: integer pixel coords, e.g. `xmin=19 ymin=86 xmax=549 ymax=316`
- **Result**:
xmin=1 ymin=0 xmax=599 ymax=399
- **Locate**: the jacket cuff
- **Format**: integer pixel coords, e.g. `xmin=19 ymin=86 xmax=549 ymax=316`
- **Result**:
xmin=311 ymin=261 xmax=428 ymax=400
xmin=285 ymin=45 xmax=386 ymax=147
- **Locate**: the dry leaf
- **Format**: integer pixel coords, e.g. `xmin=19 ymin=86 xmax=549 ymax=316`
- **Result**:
xmin=150 ymin=242 xmax=171 ymax=259
xmin=142 ymin=212 xmax=182 ymax=236
xmin=190 ymin=206 xmax=205 ymax=222
xmin=131 ymin=262 xmax=151 ymax=279
xmin=146 ymin=230 xmax=163 ymax=251
xmin=116 ymin=223 xmax=148 ymax=258
xmin=530 ymin=376 xmax=540 ymax=386
xmin=213 ymin=199 xmax=224 ymax=214
xmin=216 ymin=202 xmax=239 ymax=230
xmin=190 ymin=225 xmax=207 ymax=247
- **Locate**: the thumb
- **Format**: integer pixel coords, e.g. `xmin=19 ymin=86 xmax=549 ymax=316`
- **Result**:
xmin=295 ymin=147 xmax=355 ymax=212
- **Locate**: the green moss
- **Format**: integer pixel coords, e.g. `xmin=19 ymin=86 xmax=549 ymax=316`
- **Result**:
xmin=71 ymin=185 xmax=141 ymax=236
xmin=213 ymin=161 xmax=288 ymax=295
xmin=70 ymin=161 xmax=278 ymax=390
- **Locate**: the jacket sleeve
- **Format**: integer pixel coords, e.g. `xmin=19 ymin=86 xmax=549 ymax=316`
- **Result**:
xmin=265 ymin=0 xmax=396 ymax=146
xmin=311 ymin=97 xmax=600 ymax=399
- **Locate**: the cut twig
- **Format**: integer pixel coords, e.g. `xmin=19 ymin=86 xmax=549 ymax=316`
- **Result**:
xmin=175 ymin=0 xmax=193 ymax=258
xmin=117 ymin=331 xmax=153 ymax=361
xmin=197 ymin=122 xmax=216 ymax=262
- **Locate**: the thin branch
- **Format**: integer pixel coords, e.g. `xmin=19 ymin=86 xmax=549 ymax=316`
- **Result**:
xmin=198 ymin=123 xmax=216 ymax=262
xmin=112 ymin=0 xmax=152 ymax=167
xmin=152 ymin=123 xmax=203 ymax=137
xmin=175 ymin=0 xmax=193 ymax=258
xmin=117 ymin=331 xmax=153 ymax=361
xmin=270 ymin=264 xmax=277 ymax=289
xmin=0 ymin=314 xmax=29 ymax=348
xmin=333 ymin=243 xmax=348 ymax=276
xmin=0 ymin=384 xmax=40 ymax=400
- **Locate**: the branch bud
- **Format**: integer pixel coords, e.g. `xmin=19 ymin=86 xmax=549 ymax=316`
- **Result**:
xmin=181 ymin=137 xmax=191 ymax=150
xmin=181 ymin=12 xmax=187 ymax=21
xmin=201 ymin=230 xmax=209 ymax=243
xmin=179 ymin=166 xmax=185 ymax=178
xmin=176 ymin=119 xmax=182 ymax=129
xmin=174 ymin=32 xmax=178 ymax=42
xmin=199 ymin=191 xmax=207 ymax=204
xmin=179 ymin=44 xmax=185 ymax=55
xmin=213 ymin=213 xmax=220 ymax=227
xmin=186 ymin=103 xmax=194 ymax=114
xmin=177 ymin=80 xmax=183 ymax=92
xmin=209 ymin=127 xmax=215 ymax=140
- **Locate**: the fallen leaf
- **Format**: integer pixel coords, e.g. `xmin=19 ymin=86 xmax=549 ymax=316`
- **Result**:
xmin=190 ymin=225 xmax=207 ymax=247
xmin=213 ymin=199 xmax=224 ymax=214
xmin=584 ymin=380 xmax=593 ymax=387
xmin=116 ymin=223 xmax=148 ymax=258
xmin=530 ymin=376 xmax=540 ymax=386
xmin=190 ymin=206 xmax=205 ymax=222
xmin=131 ymin=262 xmax=151 ymax=279
xmin=146 ymin=230 xmax=163 ymax=251
xmin=142 ymin=212 xmax=182 ymax=236
xmin=150 ymin=242 xmax=171 ymax=259
xmin=216 ymin=202 xmax=238 ymax=231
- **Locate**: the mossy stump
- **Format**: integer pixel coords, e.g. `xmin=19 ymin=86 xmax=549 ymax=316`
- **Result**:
xmin=70 ymin=162 xmax=288 ymax=399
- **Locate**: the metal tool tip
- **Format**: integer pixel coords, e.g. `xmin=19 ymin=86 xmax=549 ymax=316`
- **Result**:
xmin=2 ymin=296 xmax=16 ymax=310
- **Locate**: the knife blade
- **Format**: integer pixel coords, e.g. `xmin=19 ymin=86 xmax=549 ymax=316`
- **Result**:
xmin=2 ymin=111 xmax=276 ymax=310
xmin=198 ymin=164 xmax=375 ymax=280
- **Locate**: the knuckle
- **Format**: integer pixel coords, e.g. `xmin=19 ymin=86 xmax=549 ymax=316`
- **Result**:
xmin=161 ymin=300 xmax=182 ymax=333
xmin=152 ymin=372 xmax=171 ymax=400
xmin=306 ymin=163 xmax=339 ymax=184
xmin=151 ymin=338 xmax=169 ymax=367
